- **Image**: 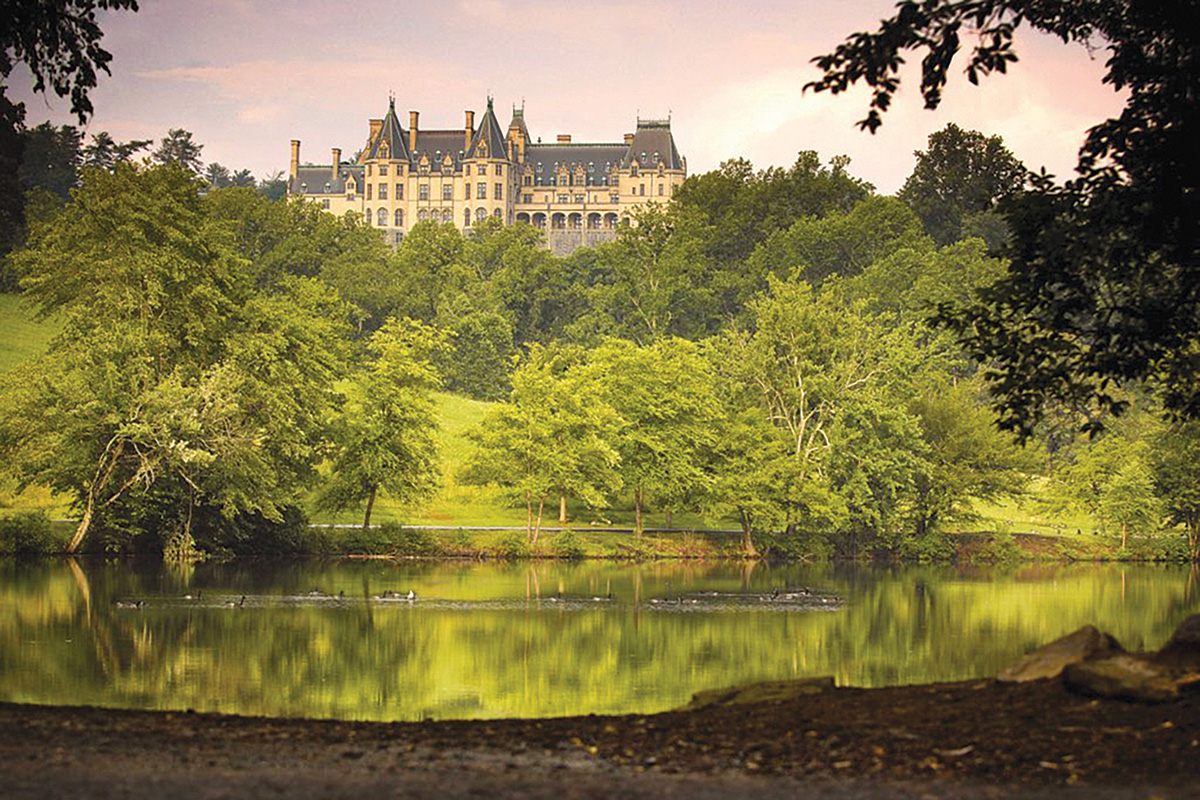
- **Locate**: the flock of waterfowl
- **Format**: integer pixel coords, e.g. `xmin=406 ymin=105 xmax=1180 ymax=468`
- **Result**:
xmin=111 ymin=586 xmax=841 ymax=612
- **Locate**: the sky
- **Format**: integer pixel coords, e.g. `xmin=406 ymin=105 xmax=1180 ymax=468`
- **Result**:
xmin=9 ymin=0 xmax=1126 ymax=195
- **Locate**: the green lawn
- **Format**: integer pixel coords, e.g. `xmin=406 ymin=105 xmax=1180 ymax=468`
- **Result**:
xmin=0 ymin=293 xmax=61 ymax=374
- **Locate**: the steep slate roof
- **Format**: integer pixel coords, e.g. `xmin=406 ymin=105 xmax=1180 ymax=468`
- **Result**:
xmin=290 ymin=163 xmax=363 ymax=195
xmin=622 ymin=119 xmax=684 ymax=170
xmin=468 ymin=97 xmax=508 ymax=160
xmin=365 ymin=97 xmax=411 ymax=162
xmin=525 ymin=143 xmax=627 ymax=186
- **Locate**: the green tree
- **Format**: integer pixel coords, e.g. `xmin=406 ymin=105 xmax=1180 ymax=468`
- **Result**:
xmin=1150 ymin=421 xmax=1200 ymax=560
xmin=1100 ymin=461 xmax=1162 ymax=550
xmin=809 ymin=1 xmax=1200 ymax=437
xmin=320 ymin=320 xmax=443 ymax=530
xmin=18 ymin=122 xmax=80 ymax=200
xmin=152 ymin=128 xmax=203 ymax=174
xmin=748 ymin=195 xmax=929 ymax=288
xmin=704 ymin=406 xmax=789 ymax=556
xmin=591 ymin=338 xmax=722 ymax=535
xmin=907 ymin=381 xmax=1035 ymax=537
xmin=582 ymin=204 xmax=714 ymax=344
xmin=0 ymin=163 xmax=352 ymax=552
xmin=897 ymin=123 xmax=1027 ymax=247
xmin=79 ymin=130 xmax=151 ymax=170
xmin=462 ymin=346 xmax=620 ymax=542
xmin=204 ymin=162 xmax=231 ymax=188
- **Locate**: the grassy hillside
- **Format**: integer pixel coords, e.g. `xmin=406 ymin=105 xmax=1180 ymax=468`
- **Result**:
xmin=0 ymin=293 xmax=60 ymax=374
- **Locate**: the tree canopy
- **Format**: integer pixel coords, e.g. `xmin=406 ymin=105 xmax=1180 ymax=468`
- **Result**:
xmin=809 ymin=0 xmax=1200 ymax=438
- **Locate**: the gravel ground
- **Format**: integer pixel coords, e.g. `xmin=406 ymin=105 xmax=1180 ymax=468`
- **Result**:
xmin=3 ymin=678 xmax=1199 ymax=799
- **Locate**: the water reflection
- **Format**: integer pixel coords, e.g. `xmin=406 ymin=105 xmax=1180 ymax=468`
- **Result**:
xmin=1 ymin=558 xmax=1196 ymax=722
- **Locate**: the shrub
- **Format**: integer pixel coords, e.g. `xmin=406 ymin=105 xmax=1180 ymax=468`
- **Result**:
xmin=551 ymin=530 xmax=586 ymax=560
xmin=495 ymin=530 xmax=530 ymax=559
xmin=896 ymin=532 xmax=958 ymax=563
xmin=0 ymin=512 xmax=58 ymax=555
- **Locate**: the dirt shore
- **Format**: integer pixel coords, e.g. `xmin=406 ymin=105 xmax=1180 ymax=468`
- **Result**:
xmin=3 ymin=676 xmax=1199 ymax=799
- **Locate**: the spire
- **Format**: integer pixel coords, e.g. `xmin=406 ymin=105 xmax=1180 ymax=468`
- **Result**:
xmin=367 ymin=96 xmax=411 ymax=162
xmin=469 ymin=96 xmax=506 ymax=160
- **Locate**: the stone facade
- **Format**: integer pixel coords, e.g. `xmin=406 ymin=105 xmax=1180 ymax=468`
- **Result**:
xmin=287 ymin=97 xmax=687 ymax=250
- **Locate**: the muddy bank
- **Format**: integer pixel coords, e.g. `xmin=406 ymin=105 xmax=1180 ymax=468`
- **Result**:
xmin=2 ymin=675 xmax=1198 ymax=799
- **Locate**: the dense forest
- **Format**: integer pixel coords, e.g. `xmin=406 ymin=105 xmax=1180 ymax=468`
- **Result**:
xmin=1 ymin=121 xmax=1197 ymax=562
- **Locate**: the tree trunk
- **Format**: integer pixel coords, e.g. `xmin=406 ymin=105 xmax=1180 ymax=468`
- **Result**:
xmin=1121 ymin=521 xmax=1128 ymax=550
xmin=533 ymin=496 xmax=545 ymax=545
xmin=1190 ymin=519 xmax=1199 ymax=562
xmin=67 ymin=502 xmax=94 ymax=554
xmin=363 ymin=485 xmax=377 ymax=531
xmin=559 ymin=493 xmax=567 ymax=524
xmin=525 ymin=494 xmax=534 ymax=541
xmin=666 ymin=508 xmax=673 ymax=528
xmin=634 ymin=488 xmax=644 ymax=538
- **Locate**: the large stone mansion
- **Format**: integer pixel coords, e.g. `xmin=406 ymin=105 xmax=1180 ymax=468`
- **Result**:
xmin=287 ymin=97 xmax=687 ymax=253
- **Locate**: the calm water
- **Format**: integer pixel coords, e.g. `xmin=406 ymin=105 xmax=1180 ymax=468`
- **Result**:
xmin=1 ymin=558 xmax=1196 ymax=721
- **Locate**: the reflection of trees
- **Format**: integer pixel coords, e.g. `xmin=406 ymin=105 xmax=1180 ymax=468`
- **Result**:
xmin=1 ymin=560 xmax=1197 ymax=720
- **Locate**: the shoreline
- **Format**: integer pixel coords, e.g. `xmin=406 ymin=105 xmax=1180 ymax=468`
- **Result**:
xmin=3 ymin=676 xmax=1198 ymax=799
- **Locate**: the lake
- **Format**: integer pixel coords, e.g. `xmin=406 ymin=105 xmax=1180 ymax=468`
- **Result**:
xmin=1 ymin=558 xmax=1196 ymax=721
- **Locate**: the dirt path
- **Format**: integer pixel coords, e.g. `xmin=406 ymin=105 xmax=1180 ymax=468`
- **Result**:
xmin=3 ymin=677 xmax=1199 ymax=799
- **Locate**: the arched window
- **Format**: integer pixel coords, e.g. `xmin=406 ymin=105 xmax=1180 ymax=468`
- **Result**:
xmin=394 ymin=208 xmax=404 ymax=227
xmin=464 ymin=208 xmax=471 ymax=227
xmin=442 ymin=208 xmax=452 ymax=223
xmin=377 ymin=208 xmax=388 ymax=227
xmin=475 ymin=207 xmax=487 ymax=222
xmin=493 ymin=208 xmax=501 ymax=219
xmin=418 ymin=209 xmax=429 ymax=222
xmin=364 ymin=208 xmax=372 ymax=225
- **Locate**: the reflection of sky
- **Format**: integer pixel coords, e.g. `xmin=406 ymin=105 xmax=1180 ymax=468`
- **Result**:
xmin=8 ymin=0 xmax=1123 ymax=193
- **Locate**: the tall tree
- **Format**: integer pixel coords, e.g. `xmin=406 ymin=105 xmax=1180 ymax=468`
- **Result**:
xmin=17 ymin=122 xmax=80 ymax=200
xmin=79 ymin=130 xmax=151 ymax=170
xmin=898 ymin=123 xmax=1027 ymax=247
xmin=153 ymin=128 xmax=203 ymax=174
xmin=0 ymin=163 xmax=351 ymax=552
xmin=320 ymin=320 xmax=443 ymax=530
xmin=809 ymin=0 xmax=1200 ymax=438
xmin=462 ymin=346 xmax=620 ymax=542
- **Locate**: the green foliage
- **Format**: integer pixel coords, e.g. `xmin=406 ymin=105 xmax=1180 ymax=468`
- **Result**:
xmin=897 ymin=123 xmax=1027 ymax=247
xmin=494 ymin=529 xmax=531 ymax=559
xmin=895 ymin=531 xmax=957 ymax=563
xmin=811 ymin=1 xmax=1200 ymax=436
xmin=0 ymin=163 xmax=354 ymax=553
xmin=551 ymin=529 xmax=586 ymax=560
xmin=319 ymin=319 xmax=444 ymax=529
xmin=1150 ymin=420 xmax=1200 ymax=560
xmin=0 ymin=512 xmax=58 ymax=555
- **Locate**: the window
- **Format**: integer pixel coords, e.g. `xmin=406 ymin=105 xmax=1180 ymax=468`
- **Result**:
xmin=377 ymin=208 xmax=387 ymax=226
xmin=367 ymin=185 xmax=372 ymax=201
xmin=557 ymin=194 xmax=568 ymax=203
xmin=442 ymin=184 xmax=453 ymax=201
xmin=494 ymin=183 xmax=502 ymax=200
xmin=493 ymin=208 xmax=501 ymax=218
xmin=465 ymin=183 xmax=471 ymax=200
xmin=523 ymin=194 xmax=532 ymax=204
xmin=630 ymin=164 xmax=638 ymax=177
xmin=322 ymin=199 xmax=330 ymax=209
xmin=610 ymin=194 xmax=619 ymax=204
xmin=394 ymin=208 xmax=404 ymax=226
xmin=464 ymin=208 xmax=471 ymax=227
xmin=378 ymin=183 xmax=387 ymax=200
xmin=418 ymin=209 xmax=429 ymax=221
xmin=496 ymin=164 xmax=503 ymax=176
xmin=574 ymin=194 xmax=584 ymax=204
xmin=523 ymin=175 xmax=532 ymax=186
xmin=419 ymin=184 xmax=429 ymax=201
xmin=639 ymin=184 xmax=645 ymax=196
xmin=476 ymin=207 xmax=487 ymax=222
xmin=396 ymin=183 xmax=403 ymax=200
xmin=466 ymin=165 xmax=471 ymax=176
xmin=477 ymin=183 xmax=486 ymax=199
xmin=442 ymin=208 xmax=452 ymax=223
xmin=364 ymin=208 xmax=371 ymax=225
xmin=658 ymin=184 xmax=664 ymax=196
xmin=367 ymin=165 xmax=373 ymax=177
xmin=379 ymin=164 xmax=388 ymax=176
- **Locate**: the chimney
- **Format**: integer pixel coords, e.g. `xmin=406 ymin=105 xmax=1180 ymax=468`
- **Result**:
xmin=464 ymin=110 xmax=475 ymax=152
xmin=557 ymin=134 xmax=572 ymax=143
xmin=290 ymin=139 xmax=300 ymax=180
xmin=331 ymin=148 xmax=341 ymax=181
xmin=624 ymin=133 xmax=634 ymax=146
xmin=369 ymin=118 xmax=383 ymax=143
xmin=409 ymin=111 xmax=419 ymax=153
